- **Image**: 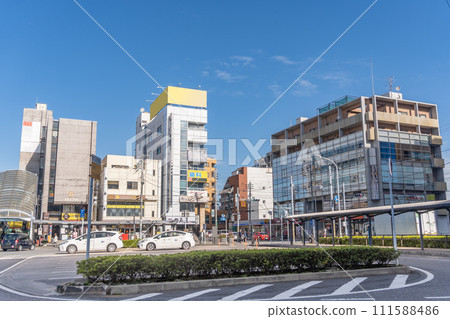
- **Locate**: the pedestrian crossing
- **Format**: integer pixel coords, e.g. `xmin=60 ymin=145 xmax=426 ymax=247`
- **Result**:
xmin=124 ymin=274 xmax=413 ymax=301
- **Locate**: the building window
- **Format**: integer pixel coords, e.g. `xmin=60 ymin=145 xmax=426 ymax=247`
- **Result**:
xmin=157 ymin=125 xmax=162 ymax=133
xmin=152 ymin=190 xmax=155 ymax=196
xmin=108 ymin=181 xmax=119 ymax=189
xmin=127 ymin=182 xmax=138 ymax=190
xmin=153 ymin=169 xmax=156 ymax=176
xmin=157 ymin=146 xmax=161 ymax=155
xmin=152 ymin=211 xmax=155 ymax=217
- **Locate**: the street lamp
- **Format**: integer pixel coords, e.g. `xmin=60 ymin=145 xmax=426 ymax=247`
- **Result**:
xmin=313 ymin=154 xmax=343 ymax=237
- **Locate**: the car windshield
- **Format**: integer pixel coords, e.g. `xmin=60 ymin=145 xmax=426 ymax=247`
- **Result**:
xmin=3 ymin=234 xmax=19 ymax=240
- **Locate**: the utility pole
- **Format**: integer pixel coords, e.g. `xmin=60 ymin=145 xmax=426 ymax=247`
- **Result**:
xmin=214 ymin=171 xmax=218 ymax=228
xmin=329 ymin=166 xmax=335 ymax=241
xmin=139 ymin=157 xmax=145 ymax=240
xmin=249 ymin=182 xmax=252 ymax=240
xmin=235 ymin=186 xmax=240 ymax=233
xmin=388 ymin=158 xmax=398 ymax=258
xmin=290 ymin=176 xmax=295 ymax=245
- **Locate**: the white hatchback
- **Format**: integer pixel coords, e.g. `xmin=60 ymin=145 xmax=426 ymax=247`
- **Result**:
xmin=58 ymin=231 xmax=124 ymax=254
xmin=138 ymin=231 xmax=195 ymax=251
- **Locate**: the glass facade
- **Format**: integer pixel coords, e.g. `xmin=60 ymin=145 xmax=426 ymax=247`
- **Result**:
xmin=379 ymin=130 xmax=434 ymax=205
xmin=272 ymin=131 xmax=367 ymax=218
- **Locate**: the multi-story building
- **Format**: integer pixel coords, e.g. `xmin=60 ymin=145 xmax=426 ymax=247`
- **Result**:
xmin=219 ymin=166 xmax=273 ymax=232
xmin=19 ymin=103 xmax=97 ymax=237
xmin=271 ymin=91 xmax=449 ymax=235
xmin=98 ymin=155 xmax=160 ymax=235
xmin=204 ymin=158 xmax=217 ymax=229
xmin=136 ymin=86 xmax=208 ymax=231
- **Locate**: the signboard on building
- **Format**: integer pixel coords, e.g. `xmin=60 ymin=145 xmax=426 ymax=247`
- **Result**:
xmin=90 ymin=155 xmax=102 ymax=180
xmin=187 ymin=170 xmax=208 ymax=182
xmin=179 ymin=190 xmax=208 ymax=203
xmin=61 ymin=213 xmax=81 ymax=221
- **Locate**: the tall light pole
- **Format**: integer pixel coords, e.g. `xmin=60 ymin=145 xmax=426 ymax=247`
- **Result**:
xmin=139 ymin=157 xmax=145 ymax=240
xmin=314 ymin=154 xmax=341 ymax=236
xmin=388 ymin=158 xmax=398 ymax=256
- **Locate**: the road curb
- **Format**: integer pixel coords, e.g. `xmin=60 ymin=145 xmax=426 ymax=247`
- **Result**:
xmin=104 ymin=265 xmax=410 ymax=295
xmin=399 ymin=250 xmax=450 ymax=257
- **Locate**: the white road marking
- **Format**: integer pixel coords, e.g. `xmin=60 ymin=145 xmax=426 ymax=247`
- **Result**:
xmin=171 ymin=288 xmax=220 ymax=301
xmin=425 ymin=296 xmax=450 ymax=299
xmin=0 ymin=258 xmax=30 ymax=275
xmin=125 ymin=293 xmax=162 ymax=301
xmin=331 ymin=277 xmax=367 ymax=295
xmin=271 ymin=281 xmax=322 ymax=300
xmin=389 ymin=274 xmax=409 ymax=289
xmin=0 ymin=283 xmax=72 ymax=301
xmin=221 ymin=284 xmax=273 ymax=301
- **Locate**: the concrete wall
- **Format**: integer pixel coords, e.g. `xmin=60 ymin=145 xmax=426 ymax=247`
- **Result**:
xmin=53 ymin=118 xmax=96 ymax=205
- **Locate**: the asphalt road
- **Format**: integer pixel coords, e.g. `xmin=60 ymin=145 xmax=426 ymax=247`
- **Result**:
xmin=0 ymin=246 xmax=449 ymax=301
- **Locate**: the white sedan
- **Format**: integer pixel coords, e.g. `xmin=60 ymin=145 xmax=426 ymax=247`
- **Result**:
xmin=138 ymin=231 xmax=195 ymax=250
xmin=58 ymin=231 xmax=124 ymax=254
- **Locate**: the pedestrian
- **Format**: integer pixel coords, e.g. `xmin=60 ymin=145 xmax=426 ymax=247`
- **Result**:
xmin=52 ymin=233 xmax=58 ymax=244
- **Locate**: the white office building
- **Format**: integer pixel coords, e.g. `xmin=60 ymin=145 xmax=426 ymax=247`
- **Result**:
xmin=136 ymin=86 xmax=208 ymax=229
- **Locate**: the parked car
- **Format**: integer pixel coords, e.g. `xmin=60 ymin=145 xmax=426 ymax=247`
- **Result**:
xmin=58 ymin=231 xmax=124 ymax=254
xmin=138 ymin=231 xmax=195 ymax=251
xmin=253 ymin=232 xmax=270 ymax=241
xmin=1 ymin=233 xmax=35 ymax=251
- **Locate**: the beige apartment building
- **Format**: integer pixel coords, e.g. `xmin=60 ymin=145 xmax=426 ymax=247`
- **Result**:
xmin=98 ymin=155 xmax=160 ymax=235
xmin=19 ymin=103 xmax=96 ymax=238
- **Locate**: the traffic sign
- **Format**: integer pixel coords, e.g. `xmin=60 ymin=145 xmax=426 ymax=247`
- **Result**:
xmin=221 ymin=214 xmax=225 ymax=218
xmin=334 ymin=195 xmax=339 ymax=203
xmin=80 ymin=209 xmax=85 ymax=218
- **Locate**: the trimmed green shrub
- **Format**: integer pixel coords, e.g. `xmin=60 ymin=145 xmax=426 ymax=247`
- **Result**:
xmin=76 ymin=247 xmax=400 ymax=285
xmin=122 ymin=239 xmax=139 ymax=248
xmin=319 ymin=235 xmax=450 ymax=249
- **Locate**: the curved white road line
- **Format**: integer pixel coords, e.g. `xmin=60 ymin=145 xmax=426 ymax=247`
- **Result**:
xmin=261 ymin=266 xmax=434 ymax=301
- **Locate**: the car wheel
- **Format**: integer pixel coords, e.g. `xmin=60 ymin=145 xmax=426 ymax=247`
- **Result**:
xmin=2 ymin=249 xmax=7 ymax=252
xmin=67 ymin=245 xmax=77 ymax=254
xmin=30 ymin=244 xmax=35 ymax=250
xmin=17 ymin=245 xmax=23 ymax=251
xmin=182 ymin=241 xmax=191 ymax=250
xmin=107 ymin=243 xmax=117 ymax=252
xmin=146 ymin=242 xmax=156 ymax=251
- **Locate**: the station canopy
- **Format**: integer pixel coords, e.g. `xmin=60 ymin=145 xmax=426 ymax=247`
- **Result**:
xmin=0 ymin=170 xmax=37 ymax=222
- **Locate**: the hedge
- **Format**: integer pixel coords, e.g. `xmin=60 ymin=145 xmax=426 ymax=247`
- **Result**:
xmin=76 ymin=247 xmax=400 ymax=284
xmin=319 ymin=235 xmax=450 ymax=249
xmin=122 ymin=240 xmax=139 ymax=248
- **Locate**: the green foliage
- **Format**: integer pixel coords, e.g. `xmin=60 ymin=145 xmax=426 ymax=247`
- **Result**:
xmin=319 ymin=235 xmax=450 ymax=249
xmin=76 ymin=247 xmax=400 ymax=285
xmin=122 ymin=240 xmax=139 ymax=248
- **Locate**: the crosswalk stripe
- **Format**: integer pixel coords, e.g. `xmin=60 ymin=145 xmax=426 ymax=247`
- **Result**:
xmin=331 ymin=277 xmax=367 ymax=295
xmin=170 ymin=288 xmax=220 ymax=301
xmin=271 ymin=281 xmax=322 ymax=300
xmin=389 ymin=274 xmax=409 ymax=289
xmin=221 ymin=284 xmax=273 ymax=301
xmin=125 ymin=293 xmax=162 ymax=301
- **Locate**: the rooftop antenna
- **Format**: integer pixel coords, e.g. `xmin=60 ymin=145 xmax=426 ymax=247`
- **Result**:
xmin=197 ymin=85 xmax=202 ymax=89
xmin=177 ymin=82 xmax=182 ymax=87
xmin=386 ymin=76 xmax=395 ymax=92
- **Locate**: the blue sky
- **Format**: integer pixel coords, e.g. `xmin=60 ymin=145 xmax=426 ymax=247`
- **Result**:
xmin=1 ymin=0 xmax=450 ymax=189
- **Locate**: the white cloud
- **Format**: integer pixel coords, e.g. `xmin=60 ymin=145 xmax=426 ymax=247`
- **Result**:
xmin=292 ymin=79 xmax=318 ymax=96
xmin=322 ymin=73 xmax=354 ymax=87
xmin=268 ymin=84 xmax=282 ymax=96
xmin=215 ymin=70 xmax=246 ymax=83
xmin=201 ymin=70 xmax=209 ymax=77
xmin=272 ymin=55 xmax=298 ymax=65
xmin=230 ymin=55 xmax=254 ymax=66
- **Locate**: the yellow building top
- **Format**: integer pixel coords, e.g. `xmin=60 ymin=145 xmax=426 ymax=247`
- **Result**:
xmin=150 ymin=86 xmax=207 ymax=119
